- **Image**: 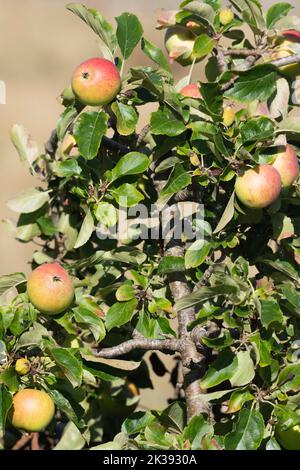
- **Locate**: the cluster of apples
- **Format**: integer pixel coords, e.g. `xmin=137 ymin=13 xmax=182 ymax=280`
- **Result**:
xmin=235 ymin=145 xmax=299 ymax=210
xmin=8 ymin=263 xmax=74 ymax=433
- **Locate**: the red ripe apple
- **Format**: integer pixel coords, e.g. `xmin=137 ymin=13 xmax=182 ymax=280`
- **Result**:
xmin=71 ymin=58 xmax=121 ymax=106
xmin=27 ymin=262 xmax=74 ymax=315
xmin=164 ymin=27 xmax=198 ymax=66
xmin=10 ymin=389 xmax=55 ymax=432
xmin=179 ymin=83 xmax=201 ymax=99
xmin=272 ymin=144 xmax=299 ymax=188
xmin=235 ymin=164 xmax=282 ymax=209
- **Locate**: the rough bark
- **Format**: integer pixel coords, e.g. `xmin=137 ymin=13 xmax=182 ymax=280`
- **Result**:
xmin=96 ymin=337 xmax=180 ymax=358
xmin=166 ymin=244 xmax=210 ymax=420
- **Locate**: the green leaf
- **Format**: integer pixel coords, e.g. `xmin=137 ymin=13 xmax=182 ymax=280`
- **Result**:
xmin=56 ymin=107 xmax=77 ymax=140
xmin=158 ymin=256 xmax=185 ymax=274
xmin=111 ymin=183 xmax=144 ymax=207
xmin=224 ymin=65 xmax=277 ymax=103
xmin=227 ymin=389 xmax=254 ymax=413
xmin=54 ymin=421 xmax=85 ymax=450
xmin=230 ymin=351 xmax=255 ymax=386
xmin=57 ymin=213 xmax=78 ymax=251
xmin=55 ymin=159 xmax=82 ymax=178
xmin=183 ymin=1 xmax=215 ymax=28
xmin=110 ymin=152 xmax=149 ymax=182
xmin=74 ymin=209 xmax=94 ymax=249
xmin=204 ymin=0 xmax=221 ymax=11
xmin=0 ymin=385 xmax=12 ymax=441
xmin=16 ymin=323 xmax=49 ymax=350
xmin=95 ymin=202 xmax=118 ymax=227
xmin=249 ymin=332 xmax=272 ymax=367
xmin=0 ymin=272 xmax=26 ymax=297
xmin=150 ymin=110 xmax=186 ymax=137
xmin=157 ymin=163 xmax=191 ymax=207
xmin=106 ymin=299 xmax=137 ymax=331
xmin=202 ymin=330 xmax=234 ymax=350
xmin=74 ymin=111 xmax=108 ymax=160
xmin=155 ymin=156 xmax=182 ymax=173
xmin=50 ymin=348 xmax=83 ymax=387
xmin=82 ymin=354 xmax=140 ymax=372
xmin=240 ymin=117 xmax=275 ymax=143
xmin=213 ymin=192 xmax=235 ymax=234
xmin=10 ymin=124 xmax=39 ymax=168
xmin=0 ymin=367 xmax=19 ymax=392
xmin=257 ymin=258 xmax=300 ymax=282
xmin=277 ymin=363 xmax=300 ymax=392
xmin=229 ymin=0 xmax=265 ymax=31
xmin=14 ymin=222 xmax=41 ymax=242
xmin=111 ymin=102 xmax=138 ymax=136
xmin=185 ymin=240 xmax=211 ymax=269
xmin=260 ymin=299 xmax=284 ymax=328
xmin=281 ymin=284 xmax=300 ymax=314
xmin=277 ymin=117 xmax=300 ymax=134
xmin=266 ymin=437 xmax=281 ymax=450
xmin=144 ymin=422 xmax=175 ymax=449
xmin=141 ymin=38 xmax=171 ymax=72
xmin=201 ymin=349 xmax=238 ymax=389
xmin=160 ymin=402 xmax=186 ymax=432
xmin=193 ymin=34 xmax=215 ymax=59
xmin=200 ymin=82 xmax=223 ymax=117
xmin=73 ymin=307 xmax=106 ymax=342
xmin=224 ymin=408 xmax=265 ymax=450
xmin=116 ymin=283 xmax=136 ymax=301
xmin=7 ymin=189 xmax=50 ymax=214
xmin=183 ymin=415 xmax=214 ymax=450
xmin=37 ymin=216 xmax=57 ymax=236
xmin=116 ymin=12 xmax=143 ymax=59
xmin=66 ymin=3 xmax=117 ymax=57
xmin=266 ymin=3 xmax=293 ymax=29
xmin=48 ymin=389 xmax=83 ymax=428
xmin=174 ymin=284 xmax=238 ymax=311
xmin=270 ymin=77 xmax=290 ymax=119
xmin=122 ymin=411 xmax=155 ymax=436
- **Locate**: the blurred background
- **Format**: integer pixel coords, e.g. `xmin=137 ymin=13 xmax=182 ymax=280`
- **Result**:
xmin=0 ymin=0 xmax=299 ymax=409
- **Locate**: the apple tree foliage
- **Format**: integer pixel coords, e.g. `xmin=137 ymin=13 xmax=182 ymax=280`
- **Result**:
xmin=1 ymin=0 xmax=300 ymax=450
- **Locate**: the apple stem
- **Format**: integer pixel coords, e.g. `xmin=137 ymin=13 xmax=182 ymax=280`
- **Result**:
xmin=187 ymin=56 xmax=196 ymax=85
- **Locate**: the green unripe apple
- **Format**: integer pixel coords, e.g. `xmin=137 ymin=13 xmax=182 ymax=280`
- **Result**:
xmin=164 ymin=27 xmax=198 ymax=66
xmin=60 ymin=85 xmax=76 ymax=106
xmin=15 ymin=358 xmax=31 ymax=376
xmin=276 ymin=424 xmax=300 ymax=450
xmin=219 ymin=9 xmax=234 ymax=26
